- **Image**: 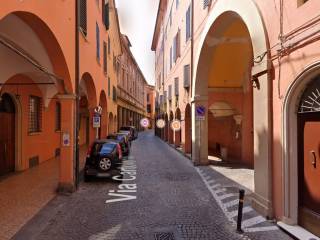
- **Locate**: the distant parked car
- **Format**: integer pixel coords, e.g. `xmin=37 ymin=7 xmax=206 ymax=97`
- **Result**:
xmin=106 ymin=133 xmax=130 ymax=155
xmin=84 ymin=140 xmax=122 ymax=181
xmin=119 ymin=126 xmax=138 ymax=140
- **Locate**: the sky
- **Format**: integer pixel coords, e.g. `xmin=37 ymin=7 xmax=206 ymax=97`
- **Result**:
xmin=115 ymin=0 xmax=159 ymax=86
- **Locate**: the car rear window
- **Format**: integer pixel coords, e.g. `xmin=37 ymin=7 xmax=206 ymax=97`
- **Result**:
xmin=116 ymin=135 xmax=124 ymax=140
xmin=100 ymin=143 xmax=116 ymax=154
xmin=92 ymin=142 xmax=115 ymax=154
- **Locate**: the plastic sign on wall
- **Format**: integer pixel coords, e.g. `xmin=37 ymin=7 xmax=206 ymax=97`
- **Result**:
xmin=93 ymin=115 xmax=101 ymax=128
xmin=62 ymin=132 xmax=70 ymax=147
xmin=195 ymin=105 xmax=206 ymax=121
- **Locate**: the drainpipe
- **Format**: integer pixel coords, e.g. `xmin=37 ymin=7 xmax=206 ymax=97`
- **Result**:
xmin=191 ymin=0 xmax=194 ymax=93
xmin=75 ymin=0 xmax=80 ymax=189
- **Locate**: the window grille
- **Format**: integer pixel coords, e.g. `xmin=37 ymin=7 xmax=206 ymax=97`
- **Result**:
xmin=79 ymin=0 xmax=87 ymax=36
xmin=29 ymin=96 xmax=42 ymax=133
xmin=55 ymin=102 xmax=61 ymax=131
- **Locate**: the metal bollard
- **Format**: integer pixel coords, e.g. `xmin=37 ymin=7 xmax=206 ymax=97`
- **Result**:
xmin=236 ymin=189 xmax=245 ymax=233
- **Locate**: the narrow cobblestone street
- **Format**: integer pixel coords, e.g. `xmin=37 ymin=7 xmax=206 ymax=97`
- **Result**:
xmin=12 ymin=131 xmax=292 ymax=240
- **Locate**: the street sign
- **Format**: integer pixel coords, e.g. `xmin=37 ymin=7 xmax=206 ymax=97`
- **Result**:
xmin=196 ymin=105 xmax=206 ymax=121
xmin=156 ymin=119 xmax=166 ymax=129
xmin=93 ymin=116 xmax=101 ymax=128
xmin=62 ymin=132 xmax=70 ymax=147
xmin=140 ymin=118 xmax=150 ymax=128
xmin=171 ymin=120 xmax=181 ymax=131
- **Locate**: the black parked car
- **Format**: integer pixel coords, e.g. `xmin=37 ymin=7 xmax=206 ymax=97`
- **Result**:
xmin=84 ymin=140 xmax=122 ymax=181
xmin=106 ymin=133 xmax=130 ymax=155
xmin=119 ymin=126 xmax=138 ymax=141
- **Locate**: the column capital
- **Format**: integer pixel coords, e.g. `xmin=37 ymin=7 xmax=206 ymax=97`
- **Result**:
xmin=191 ymin=95 xmax=208 ymax=103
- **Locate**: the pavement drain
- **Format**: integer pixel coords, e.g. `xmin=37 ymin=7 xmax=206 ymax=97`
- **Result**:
xmin=154 ymin=232 xmax=175 ymax=240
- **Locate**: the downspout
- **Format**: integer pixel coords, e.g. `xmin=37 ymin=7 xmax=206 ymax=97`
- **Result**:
xmin=75 ymin=0 xmax=80 ymax=189
xmin=190 ymin=0 xmax=194 ymax=158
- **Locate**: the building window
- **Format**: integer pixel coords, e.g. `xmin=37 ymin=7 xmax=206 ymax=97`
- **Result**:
xmin=147 ymin=93 xmax=150 ymax=102
xmin=29 ymin=96 xmax=42 ymax=133
xmin=103 ymin=1 xmax=109 ymax=29
xmin=173 ymin=30 xmax=181 ymax=63
xmin=186 ymin=5 xmax=191 ymax=41
xmin=108 ymin=36 xmax=111 ymax=55
xmin=108 ymin=77 xmax=111 ymax=97
xmin=103 ymin=41 xmax=107 ymax=73
xmin=55 ymin=102 xmax=61 ymax=131
xmin=112 ymin=86 xmax=117 ymax=101
xmin=168 ymin=85 xmax=172 ymax=101
xmin=79 ymin=0 xmax=87 ymax=36
xmin=170 ymin=47 xmax=172 ymax=69
xmin=169 ymin=9 xmax=172 ymax=26
xmin=174 ymin=77 xmax=179 ymax=96
xmin=203 ymin=0 xmax=211 ymax=9
xmin=176 ymin=0 xmax=179 ymax=9
xmin=297 ymin=0 xmax=309 ymax=6
xmin=96 ymin=22 xmax=100 ymax=61
xmin=147 ymin=104 xmax=151 ymax=113
xmin=184 ymin=64 xmax=190 ymax=88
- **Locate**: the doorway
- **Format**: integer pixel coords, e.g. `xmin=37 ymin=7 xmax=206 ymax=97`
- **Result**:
xmin=0 ymin=94 xmax=15 ymax=176
xmin=297 ymin=78 xmax=320 ymax=237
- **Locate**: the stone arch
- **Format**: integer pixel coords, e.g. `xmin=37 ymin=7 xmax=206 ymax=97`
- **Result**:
xmin=0 ymin=11 xmax=73 ymax=98
xmin=192 ymin=1 xmax=272 ymax=217
xmin=282 ymin=61 xmax=320 ymax=225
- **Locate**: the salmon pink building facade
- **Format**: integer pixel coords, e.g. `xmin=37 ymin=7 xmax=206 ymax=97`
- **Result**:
xmin=0 ymin=0 xmax=121 ymax=193
xmin=152 ymin=0 xmax=320 ymax=237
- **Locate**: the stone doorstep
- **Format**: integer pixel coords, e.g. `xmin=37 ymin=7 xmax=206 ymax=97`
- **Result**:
xmin=277 ymin=221 xmax=320 ymax=240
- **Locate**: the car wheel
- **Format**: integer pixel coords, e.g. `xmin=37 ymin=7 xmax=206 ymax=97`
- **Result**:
xmin=99 ymin=158 xmax=112 ymax=171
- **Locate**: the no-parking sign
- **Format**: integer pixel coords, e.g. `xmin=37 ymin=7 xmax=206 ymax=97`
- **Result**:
xmin=196 ymin=105 xmax=206 ymax=121
xmin=140 ymin=118 xmax=150 ymax=128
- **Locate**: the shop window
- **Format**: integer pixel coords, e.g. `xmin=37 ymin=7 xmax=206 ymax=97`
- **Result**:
xmin=79 ymin=0 xmax=87 ymax=36
xmin=55 ymin=102 xmax=61 ymax=131
xmin=29 ymin=96 xmax=42 ymax=133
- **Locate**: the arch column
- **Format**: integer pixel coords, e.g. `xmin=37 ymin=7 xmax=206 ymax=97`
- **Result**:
xmin=57 ymin=94 xmax=76 ymax=193
xmin=191 ymin=97 xmax=209 ymax=166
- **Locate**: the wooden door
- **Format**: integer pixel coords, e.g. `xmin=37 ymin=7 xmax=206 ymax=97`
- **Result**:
xmin=0 ymin=95 xmax=15 ymax=176
xmin=298 ymin=113 xmax=320 ymax=237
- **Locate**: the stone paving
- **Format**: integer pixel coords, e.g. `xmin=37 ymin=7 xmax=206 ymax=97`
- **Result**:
xmin=12 ymin=131 xmax=293 ymax=240
xmin=0 ymin=157 xmax=59 ymax=240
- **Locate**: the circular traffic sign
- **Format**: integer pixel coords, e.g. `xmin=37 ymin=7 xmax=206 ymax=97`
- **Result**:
xmin=140 ymin=118 xmax=150 ymax=128
xmin=171 ymin=120 xmax=181 ymax=131
xmin=156 ymin=119 xmax=166 ymax=129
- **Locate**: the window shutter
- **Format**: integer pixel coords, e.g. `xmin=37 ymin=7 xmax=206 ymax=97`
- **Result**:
xmin=170 ymin=47 xmax=172 ymax=69
xmin=96 ymin=23 xmax=100 ymax=60
xmin=177 ymin=29 xmax=181 ymax=58
xmin=112 ymin=86 xmax=117 ymax=101
xmin=174 ymin=77 xmax=179 ymax=96
xmin=168 ymin=85 xmax=172 ymax=100
xmin=79 ymin=0 xmax=87 ymax=36
xmin=184 ymin=64 xmax=190 ymax=88
xmin=186 ymin=6 xmax=191 ymax=41
xmin=104 ymin=2 xmax=110 ymax=30
xmin=173 ymin=38 xmax=176 ymax=63
xmin=103 ymin=41 xmax=107 ymax=73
